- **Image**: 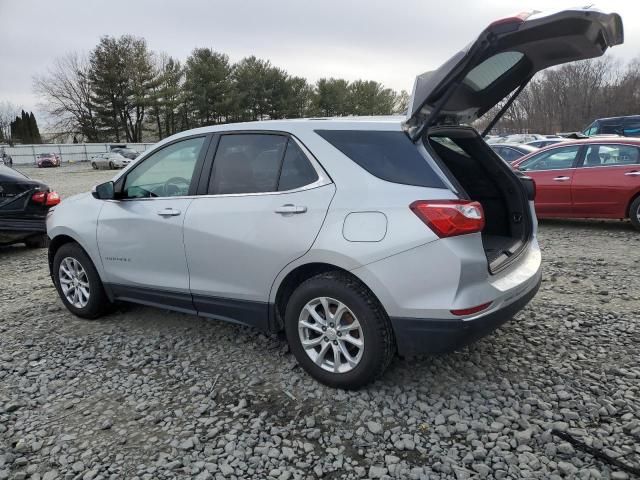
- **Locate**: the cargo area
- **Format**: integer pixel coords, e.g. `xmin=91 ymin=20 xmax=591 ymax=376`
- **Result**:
xmin=425 ymin=127 xmax=532 ymax=273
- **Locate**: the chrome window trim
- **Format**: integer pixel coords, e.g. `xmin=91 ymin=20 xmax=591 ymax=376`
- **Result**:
xmin=114 ymin=134 xmax=332 ymax=202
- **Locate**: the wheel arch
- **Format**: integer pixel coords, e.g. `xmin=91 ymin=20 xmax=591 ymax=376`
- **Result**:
xmin=625 ymin=188 xmax=640 ymax=218
xmin=271 ymin=261 xmax=387 ymax=332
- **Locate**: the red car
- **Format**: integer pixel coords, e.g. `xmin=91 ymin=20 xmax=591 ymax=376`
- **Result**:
xmin=512 ymin=139 xmax=640 ymax=229
xmin=36 ymin=153 xmax=61 ymax=168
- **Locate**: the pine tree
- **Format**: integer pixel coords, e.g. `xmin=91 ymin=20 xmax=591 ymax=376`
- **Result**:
xmin=29 ymin=112 xmax=42 ymax=143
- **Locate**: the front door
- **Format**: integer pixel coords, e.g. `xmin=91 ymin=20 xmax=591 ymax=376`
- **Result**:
xmin=97 ymin=135 xmax=209 ymax=309
xmin=517 ymin=145 xmax=583 ymax=217
xmin=183 ymin=133 xmax=335 ymax=327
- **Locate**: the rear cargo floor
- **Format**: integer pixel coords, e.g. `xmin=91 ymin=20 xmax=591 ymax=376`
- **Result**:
xmin=482 ymin=234 xmax=516 ymax=264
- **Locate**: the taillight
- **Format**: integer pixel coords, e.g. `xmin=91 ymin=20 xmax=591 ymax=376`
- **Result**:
xmin=31 ymin=191 xmax=61 ymax=207
xmin=410 ymin=200 xmax=485 ymax=238
xmin=46 ymin=191 xmax=61 ymax=206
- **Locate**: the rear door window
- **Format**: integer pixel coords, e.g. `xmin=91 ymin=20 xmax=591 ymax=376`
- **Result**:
xmin=316 ymin=130 xmax=445 ymax=188
xmin=582 ymin=144 xmax=640 ymax=167
xmin=208 ymin=134 xmax=320 ymax=195
xmin=278 ymin=141 xmax=318 ymax=191
xmin=519 ymin=146 xmax=581 ymax=171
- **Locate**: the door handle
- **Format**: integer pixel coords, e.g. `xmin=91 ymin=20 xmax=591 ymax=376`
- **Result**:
xmin=624 ymin=171 xmax=640 ymax=176
xmin=274 ymin=204 xmax=307 ymax=215
xmin=553 ymin=176 xmax=570 ymax=181
xmin=156 ymin=207 xmax=181 ymax=217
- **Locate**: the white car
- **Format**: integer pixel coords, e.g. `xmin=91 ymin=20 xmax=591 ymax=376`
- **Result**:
xmin=47 ymin=7 xmax=621 ymax=388
xmin=90 ymin=152 xmax=131 ymax=170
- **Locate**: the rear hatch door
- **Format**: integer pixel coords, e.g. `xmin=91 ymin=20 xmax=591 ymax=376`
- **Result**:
xmin=404 ymin=7 xmax=623 ymax=139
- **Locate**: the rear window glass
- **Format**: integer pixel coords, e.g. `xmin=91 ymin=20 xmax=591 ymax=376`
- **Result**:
xmin=463 ymin=51 xmax=524 ymax=91
xmin=316 ymin=130 xmax=445 ymax=189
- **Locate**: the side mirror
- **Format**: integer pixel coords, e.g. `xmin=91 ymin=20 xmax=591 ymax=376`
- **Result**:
xmin=92 ymin=181 xmax=115 ymax=200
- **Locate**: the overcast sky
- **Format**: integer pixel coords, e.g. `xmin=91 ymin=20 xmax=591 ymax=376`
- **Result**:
xmin=1 ymin=0 xmax=639 ymax=127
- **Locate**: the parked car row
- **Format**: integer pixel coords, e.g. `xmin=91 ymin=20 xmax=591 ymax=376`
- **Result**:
xmin=512 ymin=138 xmax=640 ymax=230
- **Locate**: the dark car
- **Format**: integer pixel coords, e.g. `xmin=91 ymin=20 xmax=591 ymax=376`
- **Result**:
xmin=490 ymin=143 xmax=539 ymax=163
xmin=36 ymin=153 xmax=61 ymax=168
xmin=111 ymin=147 xmax=138 ymax=160
xmin=583 ymin=115 xmax=640 ymax=137
xmin=0 ymin=165 xmax=60 ymax=247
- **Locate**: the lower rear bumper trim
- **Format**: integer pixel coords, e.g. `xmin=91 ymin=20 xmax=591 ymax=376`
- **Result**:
xmin=390 ymin=275 xmax=541 ymax=357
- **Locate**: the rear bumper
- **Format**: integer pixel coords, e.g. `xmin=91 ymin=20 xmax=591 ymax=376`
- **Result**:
xmin=390 ymin=273 xmax=541 ymax=357
xmin=0 ymin=217 xmax=46 ymax=245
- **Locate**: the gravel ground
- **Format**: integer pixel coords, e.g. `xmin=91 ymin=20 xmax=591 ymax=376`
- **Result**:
xmin=1 ymin=163 xmax=639 ymax=480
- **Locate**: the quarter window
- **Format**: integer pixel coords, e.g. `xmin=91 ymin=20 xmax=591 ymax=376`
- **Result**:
xmin=123 ymin=137 xmax=205 ymax=198
xmin=316 ymin=130 xmax=445 ymax=188
xmin=623 ymin=119 xmax=640 ymax=137
xmin=519 ymin=146 xmax=581 ymax=171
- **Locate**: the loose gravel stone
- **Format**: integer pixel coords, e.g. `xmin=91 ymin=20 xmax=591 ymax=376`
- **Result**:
xmin=0 ymin=164 xmax=638 ymax=479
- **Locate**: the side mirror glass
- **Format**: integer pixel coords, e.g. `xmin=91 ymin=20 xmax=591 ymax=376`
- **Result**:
xmin=92 ymin=181 xmax=115 ymax=200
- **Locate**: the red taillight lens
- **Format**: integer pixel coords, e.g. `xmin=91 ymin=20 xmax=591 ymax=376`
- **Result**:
xmin=46 ymin=191 xmax=61 ymax=206
xmin=451 ymin=302 xmax=492 ymax=316
xmin=31 ymin=191 xmax=61 ymax=207
xmin=410 ymin=200 xmax=485 ymax=238
xmin=31 ymin=191 xmax=46 ymax=204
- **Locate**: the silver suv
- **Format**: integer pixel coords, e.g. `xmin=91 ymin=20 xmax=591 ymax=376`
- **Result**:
xmin=47 ymin=8 xmax=622 ymax=388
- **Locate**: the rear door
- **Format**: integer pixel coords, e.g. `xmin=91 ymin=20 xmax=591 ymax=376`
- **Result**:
xmin=572 ymin=143 xmax=640 ymax=217
xmin=404 ymin=8 xmax=623 ymax=138
xmin=517 ymin=145 xmax=583 ymax=217
xmin=183 ymin=132 xmax=335 ymax=327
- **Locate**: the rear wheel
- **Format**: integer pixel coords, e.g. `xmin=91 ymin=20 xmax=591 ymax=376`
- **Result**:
xmin=53 ymin=243 xmax=110 ymax=319
xmin=91 ymin=162 xmax=97 ymax=170
xmin=108 ymin=161 xmax=114 ymax=169
xmin=630 ymin=196 xmax=640 ymax=231
xmin=284 ymin=271 xmax=395 ymax=389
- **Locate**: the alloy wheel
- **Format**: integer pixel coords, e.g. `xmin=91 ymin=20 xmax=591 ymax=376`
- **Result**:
xmin=298 ymin=297 xmax=364 ymax=373
xmin=58 ymin=257 xmax=90 ymax=308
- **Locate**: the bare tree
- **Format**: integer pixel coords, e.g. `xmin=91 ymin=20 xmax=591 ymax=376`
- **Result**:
xmin=0 ymin=101 xmax=21 ymax=142
xmin=479 ymin=56 xmax=640 ymax=134
xmin=33 ymin=53 xmax=99 ymax=141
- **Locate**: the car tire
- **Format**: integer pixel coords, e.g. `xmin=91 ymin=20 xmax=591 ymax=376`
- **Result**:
xmin=53 ymin=243 xmax=111 ymax=319
xmin=630 ymin=196 xmax=640 ymax=231
xmin=284 ymin=271 xmax=395 ymax=389
xmin=108 ymin=161 xmax=114 ymax=169
xmin=25 ymin=235 xmax=49 ymax=248
xmin=91 ymin=162 xmax=97 ymax=170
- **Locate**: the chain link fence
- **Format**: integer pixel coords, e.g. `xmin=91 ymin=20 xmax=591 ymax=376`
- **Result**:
xmin=0 ymin=143 xmax=156 ymax=165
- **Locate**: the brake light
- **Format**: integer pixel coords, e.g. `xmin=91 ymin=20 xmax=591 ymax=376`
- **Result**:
xmin=410 ymin=200 xmax=485 ymax=238
xmin=31 ymin=191 xmax=61 ymax=207
xmin=451 ymin=302 xmax=492 ymax=316
xmin=46 ymin=191 xmax=61 ymax=206
xmin=488 ymin=11 xmax=532 ymax=33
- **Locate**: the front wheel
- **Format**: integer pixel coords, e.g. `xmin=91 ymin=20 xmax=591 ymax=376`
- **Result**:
xmin=53 ymin=243 xmax=110 ymax=319
xmin=630 ymin=196 xmax=640 ymax=231
xmin=108 ymin=161 xmax=114 ymax=169
xmin=284 ymin=272 xmax=395 ymax=389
